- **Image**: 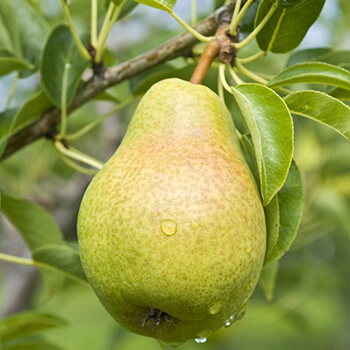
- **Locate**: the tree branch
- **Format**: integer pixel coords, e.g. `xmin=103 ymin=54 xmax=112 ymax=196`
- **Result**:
xmin=1 ymin=3 xmax=237 ymax=160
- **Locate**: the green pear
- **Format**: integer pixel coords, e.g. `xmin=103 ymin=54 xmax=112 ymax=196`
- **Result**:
xmin=77 ymin=78 xmax=266 ymax=345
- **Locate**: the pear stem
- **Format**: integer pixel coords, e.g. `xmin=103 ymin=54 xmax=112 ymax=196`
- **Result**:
xmin=190 ymin=39 xmax=220 ymax=84
xmin=190 ymin=20 xmax=237 ymax=84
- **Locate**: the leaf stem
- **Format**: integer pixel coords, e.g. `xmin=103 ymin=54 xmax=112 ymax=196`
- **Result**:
xmin=239 ymin=50 xmax=267 ymax=63
xmin=229 ymin=0 xmax=242 ymax=36
xmin=5 ymin=72 xmax=19 ymax=110
xmin=235 ymin=59 xmax=268 ymax=84
xmin=59 ymin=0 xmax=91 ymax=61
xmin=95 ymin=1 xmax=126 ymax=63
xmin=218 ymin=71 xmax=225 ymax=102
xmin=234 ymin=0 xmax=278 ymax=50
xmin=66 ymin=95 xmax=136 ymax=141
xmin=235 ymin=59 xmax=292 ymax=94
xmin=54 ymin=140 xmax=104 ymax=170
xmin=219 ymin=64 xmax=232 ymax=92
xmin=96 ymin=1 xmax=115 ymax=53
xmin=0 ymin=252 xmax=89 ymax=286
xmin=169 ymin=10 xmax=213 ymax=43
xmin=227 ymin=64 xmax=244 ymax=85
xmin=229 ymin=0 xmax=254 ymax=36
xmin=191 ymin=0 xmax=197 ymax=26
xmin=58 ymin=153 xmax=98 ymax=175
xmin=91 ymin=0 xmax=98 ymax=47
xmin=57 ymin=61 xmax=70 ymax=140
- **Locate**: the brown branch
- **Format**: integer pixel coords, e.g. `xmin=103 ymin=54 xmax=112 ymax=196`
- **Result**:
xmin=1 ymin=2 xmax=239 ymax=161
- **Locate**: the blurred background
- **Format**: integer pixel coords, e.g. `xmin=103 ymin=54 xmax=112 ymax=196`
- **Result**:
xmin=0 ymin=0 xmax=349 ymax=349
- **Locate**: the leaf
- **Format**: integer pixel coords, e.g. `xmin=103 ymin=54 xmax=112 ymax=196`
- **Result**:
xmin=40 ymin=24 xmax=89 ymax=107
xmin=264 ymin=194 xmax=280 ymax=262
xmin=259 ymin=261 xmax=278 ymax=302
xmin=0 ymin=48 xmax=33 ymax=76
xmin=0 ymin=194 xmax=63 ymax=252
xmin=11 ymin=0 xmax=50 ymax=70
xmin=120 ymin=0 xmax=139 ymax=18
xmin=231 ymin=83 xmax=293 ymax=205
xmin=0 ymin=90 xmax=53 ymax=158
xmin=0 ymin=312 xmax=67 ymax=343
xmin=4 ymin=339 xmax=64 ymax=350
xmin=278 ymin=0 xmax=304 ymax=7
xmin=255 ymin=0 xmax=326 ymax=53
xmin=0 ymin=109 xmax=17 ymax=157
xmin=132 ymin=0 xmax=176 ymax=11
xmin=239 ymin=133 xmax=260 ymax=185
xmin=264 ymin=160 xmax=303 ymax=264
xmin=214 ymin=0 xmax=226 ymax=10
xmin=240 ymin=134 xmax=281 ymax=263
xmin=284 ymin=90 xmax=350 ymax=140
xmin=0 ymin=0 xmax=22 ymax=54
xmin=329 ymin=87 xmax=350 ymax=101
xmin=10 ymin=91 xmax=53 ymax=135
xmin=268 ymin=62 xmax=350 ymax=91
xmin=286 ymin=48 xmax=350 ymax=67
xmin=240 ymin=0 xmax=261 ymax=33
xmin=94 ymin=90 xmax=121 ymax=103
xmin=32 ymin=243 xmax=87 ymax=282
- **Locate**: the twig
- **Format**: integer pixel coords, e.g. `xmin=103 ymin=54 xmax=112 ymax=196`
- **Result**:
xmin=1 ymin=2 xmax=237 ymax=161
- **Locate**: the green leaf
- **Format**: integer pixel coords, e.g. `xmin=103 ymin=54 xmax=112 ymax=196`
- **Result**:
xmin=0 ymin=0 xmax=22 ymax=54
xmin=240 ymin=0 xmax=261 ymax=33
xmin=264 ymin=194 xmax=280 ymax=262
xmin=255 ymin=0 xmax=326 ymax=53
xmin=32 ymin=243 xmax=87 ymax=282
xmin=0 ymin=48 xmax=33 ymax=76
xmin=278 ymin=0 xmax=304 ymax=7
xmin=10 ymin=91 xmax=53 ymax=135
xmin=4 ymin=339 xmax=64 ymax=350
xmin=11 ymin=0 xmax=50 ymax=70
xmin=40 ymin=24 xmax=89 ymax=107
xmin=214 ymin=0 xmax=226 ymax=10
xmin=239 ymin=135 xmax=281 ymax=264
xmin=284 ymin=90 xmax=350 ymax=140
xmin=240 ymin=133 xmax=260 ymax=185
xmin=133 ymin=0 xmax=176 ymax=11
xmin=0 ymin=194 xmax=63 ymax=252
xmin=95 ymin=90 xmax=121 ymax=103
xmin=120 ymin=0 xmax=139 ymax=18
xmin=286 ymin=48 xmax=350 ymax=67
xmin=259 ymin=261 xmax=278 ymax=302
xmin=329 ymin=87 xmax=350 ymax=101
xmin=111 ymin=0 xmax=125 ymax=5
xmin=0 ymin=109 xmax=17 ymax=157
xmin=231 ymin=83 xmax=293 ymax=205
xmin=264 ymin=160 xmax=303 ymax=264
xmin=0 ymin=312 xmax=67 ymax=344
xmin=0 ymin=90 xmax=53 ymax=158
xmin=268 ymin=62 xmax=350 ymax=91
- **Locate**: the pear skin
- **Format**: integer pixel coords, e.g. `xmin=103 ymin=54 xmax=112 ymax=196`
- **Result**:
xmin=77 ymin=78 xmax=266 ymax=345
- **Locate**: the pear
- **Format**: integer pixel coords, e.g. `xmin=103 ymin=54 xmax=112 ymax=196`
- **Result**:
xmin=77 ymin=78 xmax=266 ymax=345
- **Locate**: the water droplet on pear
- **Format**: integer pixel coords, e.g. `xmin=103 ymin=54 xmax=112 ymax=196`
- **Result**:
xmin=160 ymin=219 xmax=177 ymax=236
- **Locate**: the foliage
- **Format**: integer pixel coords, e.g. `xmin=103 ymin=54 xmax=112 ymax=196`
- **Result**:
xmin=0 ymin=0 xmax=349 ymax=349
